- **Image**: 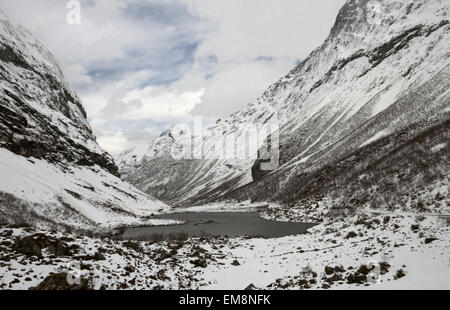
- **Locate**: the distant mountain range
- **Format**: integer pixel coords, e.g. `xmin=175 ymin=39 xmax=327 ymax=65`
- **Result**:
xmin=117 ymin=0 xmax=450 ymax=211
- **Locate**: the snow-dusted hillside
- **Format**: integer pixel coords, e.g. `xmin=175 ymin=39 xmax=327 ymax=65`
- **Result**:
xmin=0 ymin=9 xmax=170 ymax=230
xmin=119 ymin=0 xmax=450 ymax=207
xmin=0 ymin=9 xmax=117 ymax=174
xmin=116 ymin=124 xmax=190 ymax=177
xmin=116 ymin=122 xmax=256 ymax=206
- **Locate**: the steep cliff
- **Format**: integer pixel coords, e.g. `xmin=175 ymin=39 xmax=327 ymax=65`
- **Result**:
xmin=0 ymin=9 xmax=169 ymax=230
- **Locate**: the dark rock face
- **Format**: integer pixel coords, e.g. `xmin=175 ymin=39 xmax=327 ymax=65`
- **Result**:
xmin=14 ymin=234 xmax=71 ymax=258
xmin=0 ymin=12 xmax=118 ymax=176
xmin=251 ymin=148 xmax=275 ymax=181
xmin=29 ymin=273 xmax=91 ymax=290
xmin=14 ymin=236 xmax=43 ymax=257
xmin=0 ymin=45 xmax=32 ymax=70
xmin=251 ymin=159 xmax=271 ymax=181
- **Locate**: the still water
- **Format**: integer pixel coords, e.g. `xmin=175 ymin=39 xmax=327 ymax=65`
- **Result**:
xmin=119 ymin=212 xmax=316 ymax=240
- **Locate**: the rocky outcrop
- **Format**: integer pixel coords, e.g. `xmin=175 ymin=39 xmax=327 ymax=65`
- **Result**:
xmin=0 ymin=10 xmax=170 ymax=230
xmin=0 ymin=10 xmax=117 ymax=175
xmin=14 ymin=234 xmax=72 ymax=258
xmin=29 ymin=273 xmax=91 ymax=290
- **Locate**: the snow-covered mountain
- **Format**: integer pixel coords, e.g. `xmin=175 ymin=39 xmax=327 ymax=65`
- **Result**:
xmin=0 ymin=9 xmax=169 ymax=230
xmin=119 ymin=0 xmax=450 ymax=207
xmin=116 ymin=124 xmax=190 ymax=178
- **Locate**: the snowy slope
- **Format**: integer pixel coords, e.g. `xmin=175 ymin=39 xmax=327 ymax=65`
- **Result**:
xmin=116 ymin=124 xmax=190 ymax=177
xmin=0 ymin=9 xmax=170 ymax=230
xmin=120 ymin=0 xmax=450 ymax=207
xmin=0 ymin=148 xmax=170 ymax=230
xmin=0 ymin=9 xmax=115 ymax=171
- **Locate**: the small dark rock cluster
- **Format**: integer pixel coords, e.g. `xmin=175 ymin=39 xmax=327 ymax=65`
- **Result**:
xmin=424 ymin=237 xmax=438 ymax=244
xmin=14 ymin=234 xmax=72 ymax=258
xmin=29 ymin=273 xmax=91 ymax=290
xmin=322 ymin=265 xmax=346 ymax=287
xmin=189 ymin=246 xmax=212 ymax=268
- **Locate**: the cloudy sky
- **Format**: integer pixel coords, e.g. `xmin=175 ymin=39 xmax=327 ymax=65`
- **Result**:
xmin=1 ymin=0 xmax=345 ymax=154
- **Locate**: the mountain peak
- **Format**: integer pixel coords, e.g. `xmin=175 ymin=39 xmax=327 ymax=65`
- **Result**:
xmin=119 ymin=0 xmax=450 ymax=207
xmin=160 ymin=124 xmax=190 ymax=141
xmin=330 ymin=0 xmax=370 ymax=36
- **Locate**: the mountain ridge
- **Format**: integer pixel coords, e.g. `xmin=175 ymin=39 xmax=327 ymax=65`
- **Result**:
xmin=118 ymin=0 xmax=449 ymax=208
xmin=0 ymin=10 xmax=170 ymax=230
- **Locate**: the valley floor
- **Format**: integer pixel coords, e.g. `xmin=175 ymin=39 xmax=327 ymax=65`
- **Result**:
xmin=0 ymin=206 xmax=449 ymax=290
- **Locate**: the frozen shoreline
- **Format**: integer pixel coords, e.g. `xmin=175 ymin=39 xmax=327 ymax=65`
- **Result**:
xmin=171 ymin=201 xmax=271 ymax=214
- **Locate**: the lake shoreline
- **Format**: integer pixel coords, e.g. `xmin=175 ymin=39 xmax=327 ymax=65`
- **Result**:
xmin=116 ymin=211 xmax=317 ymax=241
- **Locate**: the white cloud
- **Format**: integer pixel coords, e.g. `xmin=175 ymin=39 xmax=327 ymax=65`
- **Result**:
xmin=1 ymin=0 xmax=346 ymax=154
xmin=96 ymin=131 xmax=128 ymax=154
xmin=187 ymin=0 xmax=343 ymax=61
xmin=65 ymin=64 xmax=93 ymax=87
xmin=123 ymin=87 xmax=205 ymax=120
xmin=180 ymin=0 xmax=346 ymax=117
xmin=175 ymin=57 xmax=297 ymax=117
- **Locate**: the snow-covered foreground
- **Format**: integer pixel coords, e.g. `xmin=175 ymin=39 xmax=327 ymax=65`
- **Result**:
xmin=201 ymin=214 xmax=450 ymax=290
xmin=0 ymin=209 xmax=448 ymax=290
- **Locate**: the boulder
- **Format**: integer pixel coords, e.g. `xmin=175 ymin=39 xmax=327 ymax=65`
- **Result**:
xmin=14 ymin=234 xmax=71 ymax=258
xmin=324 ymin=266 xmax=335 ymax=275
xmin=14 ymin=236 xmax=42 ymax=257
xmin=29 ymin=273 xmax=91 ymax=290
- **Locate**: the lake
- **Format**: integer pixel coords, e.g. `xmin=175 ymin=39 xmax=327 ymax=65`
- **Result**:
xmin=117 ymin=212 xmax=316 ymax=240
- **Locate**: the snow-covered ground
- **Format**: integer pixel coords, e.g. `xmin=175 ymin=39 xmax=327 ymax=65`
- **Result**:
xmin=176 ymin=201 xmax=273 ymax=214
xmin=0 ymin=0 xmax=449 ymax=291
xmin=0 ymin=148 xmax=175 ymax=231
xmin=201 ymin=213 xmax=450 ymax=290
xmin=1 ymin=207 xmax=448 ymax=290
